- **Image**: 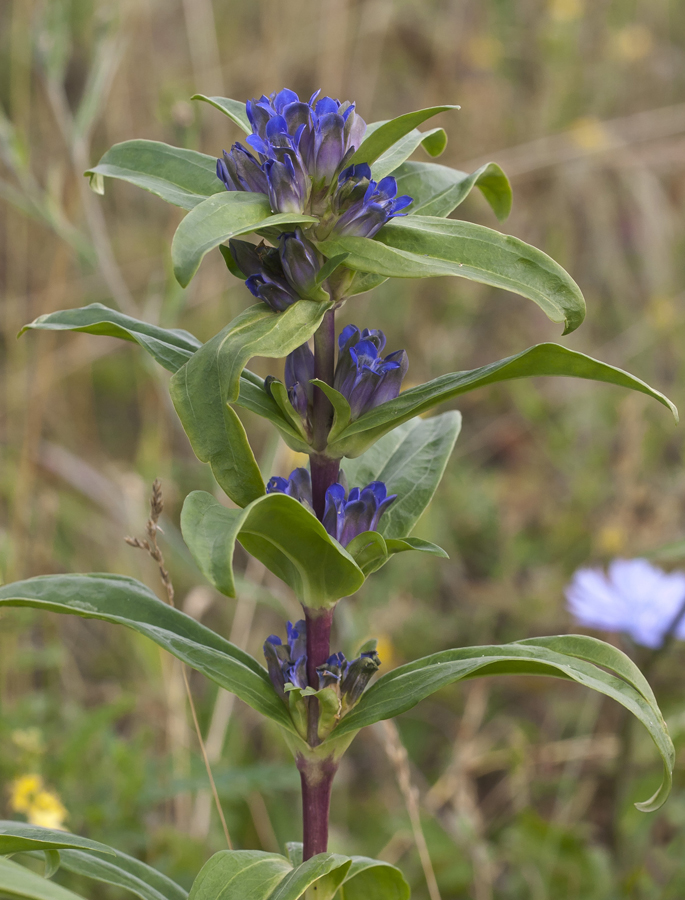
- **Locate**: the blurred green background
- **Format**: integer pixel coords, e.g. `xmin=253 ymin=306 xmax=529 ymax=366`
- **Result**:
xmin=2 ymin=0 xmax=685 ymax=897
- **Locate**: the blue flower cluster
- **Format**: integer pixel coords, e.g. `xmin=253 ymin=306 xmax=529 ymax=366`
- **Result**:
xmin=228 ymin=229 xmax=322 ymax=311
xmin=283 ymin=325 xmax=408 ymax=434
xmin=266 ymin=468 xmax=396 ymax=546
xmin=263 ymin=619 xmax=381 ymax=710
xmin=217 ymin=88 xmax=410 ymax=239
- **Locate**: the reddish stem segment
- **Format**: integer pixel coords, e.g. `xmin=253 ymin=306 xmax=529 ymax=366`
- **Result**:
xmin=298 ymin=755 xmax=338 ymax=860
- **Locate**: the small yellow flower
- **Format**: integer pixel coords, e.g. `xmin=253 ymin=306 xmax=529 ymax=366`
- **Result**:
xmin=9 ymin=774 xmax=43 ymax=813
xmin=27 ymin=791 xmax=68 ymax=830
xmin=375 ymin=634 xmax=396 ymax=671
xmin=9 ymin=774 xmax=68 ymax=830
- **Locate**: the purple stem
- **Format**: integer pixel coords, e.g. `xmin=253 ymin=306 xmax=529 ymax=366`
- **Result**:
xmin=300 ymin=309 xmax=341 ymax=858
xmin=298 ymin=755 xmax=338 ymax=860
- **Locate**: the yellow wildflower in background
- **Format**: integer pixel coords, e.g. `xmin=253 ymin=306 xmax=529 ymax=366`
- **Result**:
xmin=9 ymin=774 xmax=68 ymax=830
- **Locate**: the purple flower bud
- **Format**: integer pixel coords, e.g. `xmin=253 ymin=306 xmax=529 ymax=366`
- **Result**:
xmin=333 ymin=325 xmax=408 ymax=419
xmin=279 ymin=228 xmax=322 ymax=299
xmin=217 ymin=146 xmax=269 ymax=194
xmin=340 ymin=655 xmax=380 ymax=708
xmin=285 ymin=342 xmax=315 ymax=425
xmin=245 ymin=272 xmax=298 ymax=312
xmin=332 ymin=167 xmax=411 ymax=238
xmin=266 ymin=468 xmax=313 ymax=506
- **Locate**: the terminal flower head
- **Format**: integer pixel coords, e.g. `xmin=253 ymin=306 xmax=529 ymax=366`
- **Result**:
xmin=334 ymin=325 xmax=408 ymax=418
xmin=565 ymin=558 xmax=685 ymax=649
xmin=216 ymin=88 xmax=411 ymax=247
xmin=316 ymin=642 xmax=381 ymax=712
xmin=266 ymin=468 xmax=396 ymax=546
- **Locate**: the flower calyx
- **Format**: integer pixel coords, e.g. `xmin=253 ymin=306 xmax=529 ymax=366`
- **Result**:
xmin=264 ymin=622 xmax=381 ymax=743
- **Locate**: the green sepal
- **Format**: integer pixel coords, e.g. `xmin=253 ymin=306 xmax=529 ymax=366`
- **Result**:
xmin=265 ymin=379 xmax=310 ymax=441
xmin=395 ymin=159 xmax=512 ymax=220
xmin=180 ymin=491 xmax=365 ymax=608
xmin=284 ymin=684 xmax=340 ymax=741
xmin=309 ymin=379 xmax=351 ymax=442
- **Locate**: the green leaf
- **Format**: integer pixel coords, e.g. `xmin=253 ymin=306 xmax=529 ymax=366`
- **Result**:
xmin=236 ymin=372 xmax=312 ymax=454
xmin=318 ymin=216 xmax=586 ymax=335
xmin=181 ymin=491 xmax=365 ymax=608
xmin=339 ymin=857 xmax=410 ymax=900
xmin=0 ymin=823 xmax=114 ymax=857
xmin=346 ymin=532 xmax=447 ymax=578
xmin=170 ymin=301 xmax=328 ymax=505
xmin=394 ymin=160 xmax=512 ymax=220
xmin=309 ymin=380 xmax=351 ymax=442
xmin=42 ymin=853 xmax=60 ymax=880
xmin=371 ymin=127 xmax=447 ymax=182
xmin=191 ymin=95 xmax=251 ymax=133
xmin=171 ymin=193 xmax=317 ymax=287
xmin=0 ymin=575 xmax=293 ymax=733
xmin=267 ymin=854 xmax=350 ymax=900
xmin=188 ymin=851 xmax=291 ymax=900
xmin=342 ymin=412 xmax=461 ymax=538
xmin=20 ymin=303 xmax=202 ymax=374
xmin=50 ymin=850 xmax=187 ymax=900
xmin=332 ymin=635 xmax=674 ymax=811
xmin=329 ymin=343 xmax=677 ymax=458
xmin=350 ymin=106 xmax=459 ymax=167
xmin=85 ymin=140 xmax=221 ymax=210
xmin=0 ymin=856 xmax=86 ymax=900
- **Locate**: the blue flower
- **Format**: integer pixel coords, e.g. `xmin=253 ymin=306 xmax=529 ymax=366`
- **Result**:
xmin=266 ymin=469 xmax=396 ymax=546
xmin=329 ymin=164 xmax=412 ymax=238
xmin=284 ymin=342 xmax=315 ymax=427
xmin=334 ymin=325 xmax=408 ymax=418
xmin=263 ymin=619 xmax=308 ymax=699
xmin=323 ymin=482 xmax=396 ymax=546
xmin=228 ymin=228 xmax=322 ymax=311
xmin=263 ymin=622 xmax=381 ymax=711
xmin=565 ymin=558 xmax=685 ymax=649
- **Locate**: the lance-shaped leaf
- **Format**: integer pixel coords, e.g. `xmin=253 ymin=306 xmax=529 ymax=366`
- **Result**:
xmin=85 ymin=140 xmax=221 ymax=210
xmin=328 ymin=343 xmax=677 ymax=459
xmin=350 ymin=105 xmax=459 ymax=167
xmin=181 ymin=492 xmax=365 ymax=608
xmin=0 ymin=823 xmax=188 ymax=900
xmin=170 ymin=301 xmax=328 ymax=505
xmin=188 ymin=851 xmax=291 ymax=900
xmin=0 ymin=856 xmax=87 ymax=900
xmin=172 ymin=192 xmax=317 ymax=287
xmin=394 ymin=160 xmax=512 ymax=220
xmin=346 ymin=530 xmax=447 ymax=578
xmin=342 ymin=412 xmax=461 ymax=539
xmin=20 ymin=303 xmax=202 ymax=373
xmin=0 ymin=574 xmax=294 ymax=733
xmin=191 ymin=95 xmax=251 ymax=132
xmin=318 ymin=216 xmax=586 ymax=334
xmin=370 ymin=127 xmax=447 ymax=182
xmin=331 ymin=634 xmax=674 ymax=812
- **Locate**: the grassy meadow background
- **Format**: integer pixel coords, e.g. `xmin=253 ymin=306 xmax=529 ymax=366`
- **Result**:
xmin=2 ymin=0 xmax=685 ymax=897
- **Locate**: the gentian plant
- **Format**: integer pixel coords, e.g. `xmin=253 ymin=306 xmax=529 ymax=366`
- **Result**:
xmin=0 ymin=88 xmax=680 ymax=900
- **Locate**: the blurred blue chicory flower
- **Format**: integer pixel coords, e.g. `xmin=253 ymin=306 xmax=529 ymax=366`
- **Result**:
xmin=216 ymin=88 xmax=411 ymax=236
xmin=263 ymin=620 xmax=381 ymax=709
xmin=565 ymin=558 xmax=685 ymax=649
xmin=228 ymin=228 xmax=322 ymax=311
xmin=266 ymin=468 xmax=396 ymax=546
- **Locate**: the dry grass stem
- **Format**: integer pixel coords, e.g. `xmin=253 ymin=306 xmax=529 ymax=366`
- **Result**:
xmin=126 ymin=479 xmax=232 ymax=849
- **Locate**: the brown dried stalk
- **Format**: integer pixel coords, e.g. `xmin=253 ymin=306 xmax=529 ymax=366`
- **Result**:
xmin=126 ymin=479 xmax=232 ymax=849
